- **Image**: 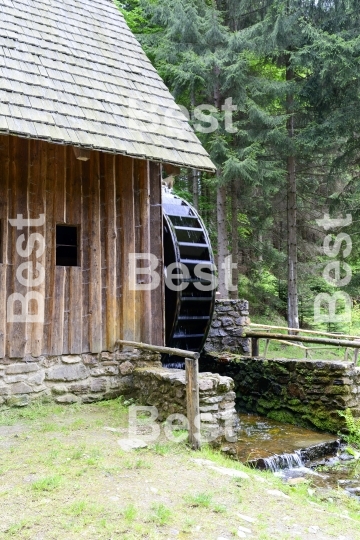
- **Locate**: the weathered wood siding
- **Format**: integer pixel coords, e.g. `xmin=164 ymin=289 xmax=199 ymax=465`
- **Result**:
xmin=0 ymin=135 xmax=164 ymax=359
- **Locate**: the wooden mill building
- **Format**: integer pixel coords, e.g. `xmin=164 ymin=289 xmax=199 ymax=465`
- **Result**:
xmin=0 ymin=0 xmax=215 ymax=404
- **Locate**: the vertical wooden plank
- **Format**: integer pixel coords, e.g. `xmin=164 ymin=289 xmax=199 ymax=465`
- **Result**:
xmin=69 ymin=266 xmax=83 ymax=353
xmin=133 ymin=159 xmax=142 ymax=343
xmin=104 ymin=154 xmax=117 ymax=351
xmin=66 ymin=147 xmax=82 ymax=354
xmin=49 ymin=145 xmax=66 ymax=355
xmin=43 ymin=143 xmax=56 ymax=355
xmin=186 ymin=357 xmax=201 ymax=450
xmin=49 ymin=266 xmax=66 ymax=355
xmin=115 ymin=154 xmax=123 ymax=343
xmin=8 ymin=136 xmax=29 ymax=358
xmin=99 ymin=154 xmax=107 ymax=351
xmin=62 ymin=267 xmax=70 ymax=354
xmin=149 ymin=162 xmax=164 ymax=346
xmin=81 ymin=158 xmax=91 ymax=353
xmin=119 ymin=156 xmax=136 ymax=341
xmin=29 ymin=139 xmax=46 ymax=357
xmin=138 ymin=160 xmax=152 ymax=344
xmin=0 ymin=135 xmax=9 ymax=358
xmin=0 ymin=267 xmax=6 ymax=358
xmin=89 ymin=152 xmax=102 ymax=353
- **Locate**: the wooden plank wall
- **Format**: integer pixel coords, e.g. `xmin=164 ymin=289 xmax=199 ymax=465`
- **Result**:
xmin=0 ymin=134 xmax=164 ymax=359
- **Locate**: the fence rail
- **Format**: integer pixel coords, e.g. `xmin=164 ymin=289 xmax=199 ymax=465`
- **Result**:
xmin=246 ymin=328 xmax=360 ymax=364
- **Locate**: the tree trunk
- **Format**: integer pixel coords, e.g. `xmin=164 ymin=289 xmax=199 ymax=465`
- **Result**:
xmin=230 ymin=178 xmax=239 ymax=299
xmin=217 ymin=176 xmax=229 ymax=298
xmin=286 ymin=58 xmax=299 ymax=331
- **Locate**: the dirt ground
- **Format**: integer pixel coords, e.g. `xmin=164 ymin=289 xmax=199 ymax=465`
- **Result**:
xmin=0 ymin=399 xmax=359 ymax=540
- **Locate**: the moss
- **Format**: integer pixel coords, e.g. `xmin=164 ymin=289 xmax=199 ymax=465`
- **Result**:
xmin=257 ymin=397 xmax=280 ymax=410
xmin=303 ymin=414 xmax=340 ymax=433
xmin=288 ymin=398 xmax=301 ymax=406
xmin=267 ymin=409 xmax=297 ymax=425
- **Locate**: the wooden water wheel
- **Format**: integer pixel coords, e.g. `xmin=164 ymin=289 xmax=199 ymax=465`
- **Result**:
xmin=162 ymin=190 xmax=216 ymax=366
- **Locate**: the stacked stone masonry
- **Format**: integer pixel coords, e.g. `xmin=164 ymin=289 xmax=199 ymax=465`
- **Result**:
xmin=0 ymin=349 xmax=238 ymax=441
xmin=205 ymin=299 xmax=251 ymax=355
xmin=0 ymin=350 xmax=160 ymax=408
xmin=132 ymin=367 xmax=238 ymax=441
xmin=200 ymin=354 xmax=360 ymax=433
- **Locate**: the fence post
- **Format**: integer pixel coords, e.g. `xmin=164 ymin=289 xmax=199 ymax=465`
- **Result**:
xmin=251 ymin=337 xmax=259 ymax=357
xmin=185 ymin=357 xmax=201 ymax=450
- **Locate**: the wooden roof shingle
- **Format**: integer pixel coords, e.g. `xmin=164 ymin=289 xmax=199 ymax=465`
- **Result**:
xmin=0 ymin=0 xmax=216 ymax=171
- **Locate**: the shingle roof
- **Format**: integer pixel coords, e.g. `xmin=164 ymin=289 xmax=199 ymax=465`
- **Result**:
xmin=0 ymin=0 xmax=215 ymax=171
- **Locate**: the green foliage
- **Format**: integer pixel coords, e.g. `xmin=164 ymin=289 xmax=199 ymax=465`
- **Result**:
xmin=339 ymin=409 xmax=360 ymax=450
xmin=121 ymin=0 xmax=360 ymax=327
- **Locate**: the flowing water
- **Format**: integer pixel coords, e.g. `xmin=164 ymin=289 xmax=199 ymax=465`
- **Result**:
xmin=227 ymin=413 xmax=360 ymax=501
xmin=232 ymin=413 xmax=338 ymax=468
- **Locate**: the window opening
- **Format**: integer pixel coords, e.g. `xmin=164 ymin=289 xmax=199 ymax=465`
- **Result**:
xmin=56 ymin=225 xmax=79 ymax=266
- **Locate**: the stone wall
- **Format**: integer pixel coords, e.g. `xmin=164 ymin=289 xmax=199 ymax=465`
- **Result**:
xmin=205 ymin=299 xmax=251 ymax=355
xmin=200 ymin=354 xmax=360 ymax=433
xmin=132 ymin=366 xmax=238 ymax=441
xmin=0 ymin=349 xmax=161 ymax=407
xmin=0 ymin=349 xmax=238 ymax=442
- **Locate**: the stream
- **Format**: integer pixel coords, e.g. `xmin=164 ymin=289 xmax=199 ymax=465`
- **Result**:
xmin=223 ymin=413 xmax=360 ymax=502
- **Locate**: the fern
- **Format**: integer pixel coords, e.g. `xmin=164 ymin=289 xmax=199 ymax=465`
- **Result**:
xmin=339 ymin=409 xmax=360 ymax=450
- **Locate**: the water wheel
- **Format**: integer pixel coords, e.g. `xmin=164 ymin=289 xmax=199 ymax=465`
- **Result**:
xmin=162 ymin=190 xmax=216 ymax=366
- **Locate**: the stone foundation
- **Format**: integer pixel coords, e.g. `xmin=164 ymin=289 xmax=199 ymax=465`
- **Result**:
xmin=0 ymin=349 xmax=161 ymax=407
xmin=132 ymin=366 xmax=238 ymax=441
xmin=200 ymin=354 xmax=360 ymax=433
xmin=0 ymin=350 xmax=238 ymax=442
xmin=205 ymin=299 xmax=251 ymax=355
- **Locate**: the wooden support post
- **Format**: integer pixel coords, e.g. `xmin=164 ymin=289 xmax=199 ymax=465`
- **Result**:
xmin=185 ymin=357 xmax=201 ymax=450
xmin=264 ymin=339 xmax=270 ymax=358
xmin=251 ymin=337 xmax=259 ymax=357
xmin=353 ymin=339 xmax=360 ymax=365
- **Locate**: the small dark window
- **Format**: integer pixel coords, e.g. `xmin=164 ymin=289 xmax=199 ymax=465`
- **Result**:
xmin=56 ymin=225 xmax=79 ymax=266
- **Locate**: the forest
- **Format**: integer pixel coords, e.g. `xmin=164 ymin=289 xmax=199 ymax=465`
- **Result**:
xmin=119 ymin=0 xmax=360 ymax=333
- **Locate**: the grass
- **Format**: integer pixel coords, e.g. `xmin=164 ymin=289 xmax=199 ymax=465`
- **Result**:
xmin=148 ymin=503 xmax=172 ymax=525
xmin=184 ymin=491 xmax=213 ymax=508
xmin=123 ymin=504 xmax=137 ymax=523
xmin=0 ymin=398 xmax=359 ymax=539
xmin=31 ymin=475 xmax=62 ymax=492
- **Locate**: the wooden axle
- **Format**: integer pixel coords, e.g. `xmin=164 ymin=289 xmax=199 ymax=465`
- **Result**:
xmin=115 ymin=339 xmax=199 ymax=360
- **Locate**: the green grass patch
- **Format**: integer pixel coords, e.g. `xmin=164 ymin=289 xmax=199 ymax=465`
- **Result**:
xmin=148 ymin=503 xmax=172 ymax=525
xmin=123 ymin=503 xmax=137 ymax=523
xmin=184 ymin=491 xmax=213 ymax=508
xmin=31 ymin=475 xmax=62 ymax=492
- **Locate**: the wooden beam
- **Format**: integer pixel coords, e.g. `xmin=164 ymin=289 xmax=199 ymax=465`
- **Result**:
xmin=186 ymin=357 xmax=201 ymax=450
xmin=73 ymin=147 xmax=91 ymax=161
xmin=163 ymin=163 xmax=181 ymax=177
xmin=115 ymin=339 xmax=199 ymax=359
